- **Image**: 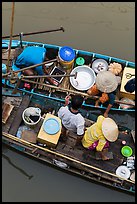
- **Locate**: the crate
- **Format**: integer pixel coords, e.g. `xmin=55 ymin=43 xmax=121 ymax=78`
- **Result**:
xmin=37 ymin=113 xmax=62 ymax=148
xmin=120 ymin=67 xmax=135 ymax=100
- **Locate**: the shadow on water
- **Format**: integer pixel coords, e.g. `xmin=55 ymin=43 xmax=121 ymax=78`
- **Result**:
xmin=2 ymin=151 xmax=33 ymax=180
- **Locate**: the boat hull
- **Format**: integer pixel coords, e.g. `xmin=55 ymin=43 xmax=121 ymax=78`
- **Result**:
xmin=2 ymin=39 xmax=135 ymax=112
xmin=2 ymin=92 xmax=135 ymax=195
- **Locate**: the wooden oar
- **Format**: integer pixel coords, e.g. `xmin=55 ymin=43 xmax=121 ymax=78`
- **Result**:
xmin=2 ymin=26 xmax=65 ymax=39
xmin=2 ymin=58 xmax=57 ymax=77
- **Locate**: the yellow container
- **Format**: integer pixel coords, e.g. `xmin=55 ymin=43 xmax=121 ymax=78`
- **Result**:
xmin=58 ymin=46 xmax=75 ymax=69
xmin=58 ymin=55 xmax=74 ymax=69
xmin=37 ymin=113 xmax=62 ymax=148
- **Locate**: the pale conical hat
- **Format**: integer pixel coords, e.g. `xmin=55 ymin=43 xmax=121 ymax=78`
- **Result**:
xmin=96 ymin=71 xmax=118 ymax=93
xmin=102 ymin=118 xmax=119 ymax=142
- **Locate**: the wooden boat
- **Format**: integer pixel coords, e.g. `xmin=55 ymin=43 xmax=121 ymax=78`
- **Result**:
xmin=2 ymin=39 xmax=135 ymax=113
xmin=2 ymin=87 xmax=135 ymax=195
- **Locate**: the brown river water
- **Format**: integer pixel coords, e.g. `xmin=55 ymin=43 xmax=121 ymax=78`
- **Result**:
xmin=2 ymin=2 xmax=135 ymax=202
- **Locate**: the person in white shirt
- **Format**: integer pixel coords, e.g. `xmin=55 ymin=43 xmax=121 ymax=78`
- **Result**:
xmin=58 ymin=94 xmax=85 ymax=144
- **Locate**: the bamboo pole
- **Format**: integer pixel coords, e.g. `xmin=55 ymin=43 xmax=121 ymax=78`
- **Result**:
xmin=2 ymin=131 xmax=135 ymax=184
xmin=2 ymin=58 xmax=57 ymax=77
xmin=6 ymin=2 xmax=15 ymax=75
xmin=20 ymin=78 xmax=135 ymax=107
xmin=2 ymin=26 xmax=65 ymax=39
xmin=5 ymin=72 xmax=77 ymax=80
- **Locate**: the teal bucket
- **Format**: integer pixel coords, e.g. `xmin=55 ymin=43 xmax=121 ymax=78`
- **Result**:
xmin=75 ymin=57 xmax=85 ymax=66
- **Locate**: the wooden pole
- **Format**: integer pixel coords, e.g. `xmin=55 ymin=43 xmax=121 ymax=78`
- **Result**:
xmin=6 ymin=2 xmax=15 ymax=74
xmin=2 ymin=26 xmax=65 ymax=39
xmin=2 ymin=58 xmax=57 ymax=77
xmin=6 ymin=72 xmax=77 ymax=80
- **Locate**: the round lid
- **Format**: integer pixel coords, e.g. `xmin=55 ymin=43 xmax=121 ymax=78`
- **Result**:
xmin=43 ymin=118 xmax=60 ymax=135
xmin=121 ymin=146 xmax=133 ymax=157
xmin=92 ymin=59 xmax=108 ymax=74
xmin=76 ymin=57 xmax=85 ymax=66
xmin=116 ymin=165 xmax=131 ymax=179
xmin=59 ymin=46 xmax=75 ymax=62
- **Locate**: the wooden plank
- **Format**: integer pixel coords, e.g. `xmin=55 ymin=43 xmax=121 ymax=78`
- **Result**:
xmin=2 ymin=49 xmax=15 ymax=60
xmin=2 ymin=107 xmax=18 ymax=133
xmin=2 ymin=103 xmax=14 ymax=124
xmin=9 ymin=95 xmax=30 ymax=135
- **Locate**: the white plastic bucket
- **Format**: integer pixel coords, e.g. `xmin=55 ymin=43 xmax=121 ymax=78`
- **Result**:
xmin=22 ymin=107 xmax=41 ymax=128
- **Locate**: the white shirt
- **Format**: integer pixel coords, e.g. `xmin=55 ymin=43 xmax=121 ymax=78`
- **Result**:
xmin=58 ymin=106 xmax=85 ymax=135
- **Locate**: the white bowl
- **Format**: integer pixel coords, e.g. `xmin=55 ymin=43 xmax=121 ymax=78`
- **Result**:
xmin=70 ymin=65 xmax=96 ymax=91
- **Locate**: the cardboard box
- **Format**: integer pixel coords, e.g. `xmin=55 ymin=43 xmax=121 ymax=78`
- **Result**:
xmin=120 ymin=67 xmax=135 ymax=100
xmin=37 ymin=113 xmax=62 ymax=148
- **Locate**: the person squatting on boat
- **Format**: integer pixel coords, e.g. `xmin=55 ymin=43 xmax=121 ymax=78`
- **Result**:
xmin=14 ymin=46 xmax=55 ymax=76
xmin=87 ymin=71 xmax=121 ymax=117
xmin=58 ymin=94 xmax=85 ymax=145
xmin=82 ymin=115 xmax=119 ymax=160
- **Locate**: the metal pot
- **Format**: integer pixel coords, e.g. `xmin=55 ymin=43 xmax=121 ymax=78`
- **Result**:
xmin=92 ymin=59 xmax=108 ymax=74
xmin=70 ymin=65 xmax=96 ymax=91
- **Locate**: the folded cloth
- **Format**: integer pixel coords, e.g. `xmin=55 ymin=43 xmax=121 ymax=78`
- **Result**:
xmin=25 ymin=107 xmax=41 ymax=117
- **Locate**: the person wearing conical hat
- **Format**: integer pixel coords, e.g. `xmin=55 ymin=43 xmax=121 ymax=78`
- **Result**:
xmin=87 ymin=71 xmax=121 ymax=118
xmin=82 ymin=115 xmax=119 ymax=153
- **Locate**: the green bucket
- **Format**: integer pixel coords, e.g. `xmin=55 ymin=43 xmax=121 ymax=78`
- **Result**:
xmin=75 ymin=57 xmax=85 ymax=66
xmin=121 ymin=146 xmax=133 ymax=157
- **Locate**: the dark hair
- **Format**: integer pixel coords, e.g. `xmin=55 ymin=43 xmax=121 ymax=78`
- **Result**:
xmin=71 ymin=95 xmax=84 ymax=110
xmin=124 ymin=78 xmax=135 ymax=93
xmin=45 ymin=48 xmax=58 ymax=60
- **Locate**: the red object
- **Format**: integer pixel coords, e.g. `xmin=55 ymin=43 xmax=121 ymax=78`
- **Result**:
xmin=24 ymin=83 xmax=31 ymax=89
xmin=122 ymin=140 xmax=126 ymax=145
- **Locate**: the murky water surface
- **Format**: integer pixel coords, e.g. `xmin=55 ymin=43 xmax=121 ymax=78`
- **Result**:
xmin=2 ymin=2 xmax=135 ymax=202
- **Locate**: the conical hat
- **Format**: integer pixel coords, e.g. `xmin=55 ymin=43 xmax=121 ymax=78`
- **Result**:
xmin=96 ymin=71 xmax=118 ymax=93
xmin=102 ymin=118 xmax=119 ymax=142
